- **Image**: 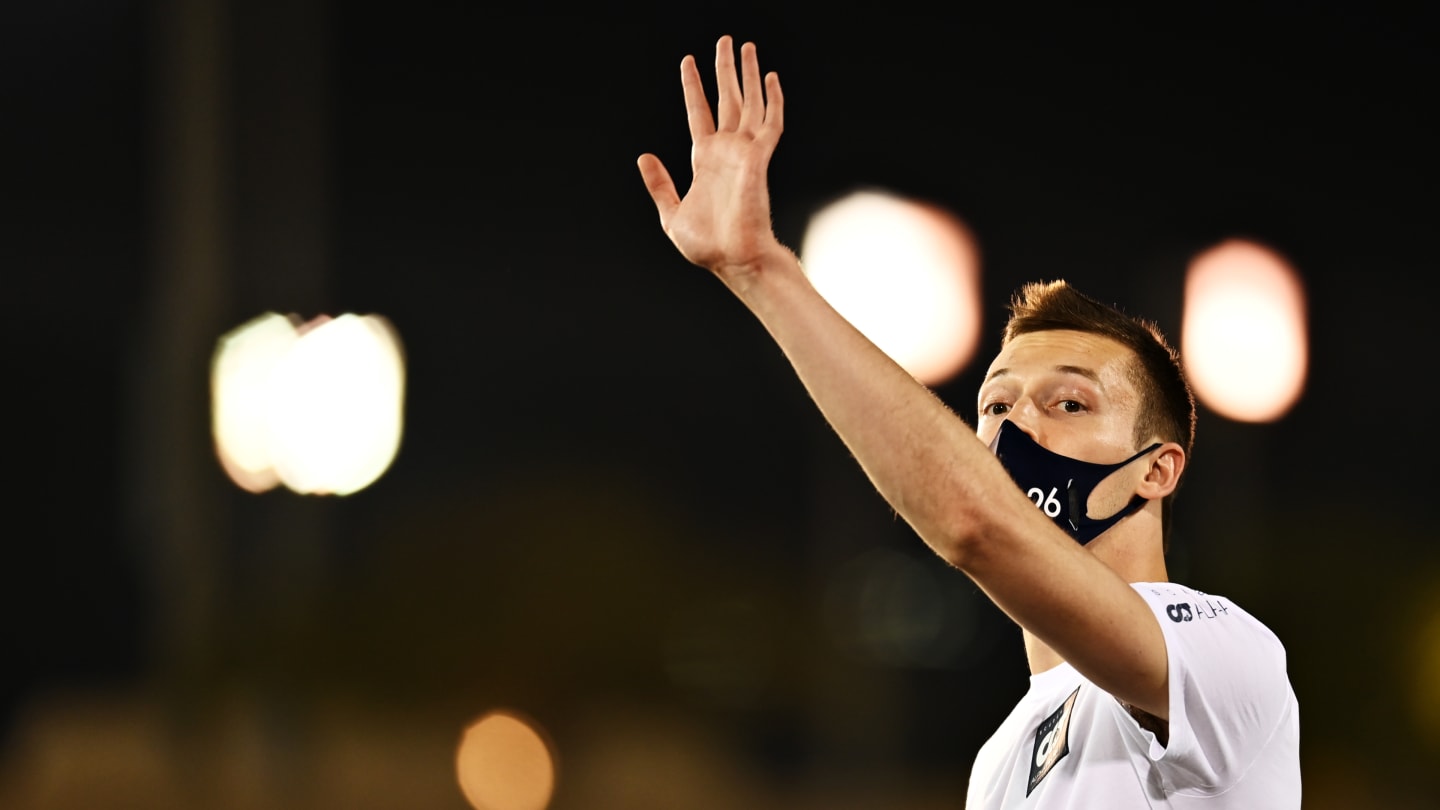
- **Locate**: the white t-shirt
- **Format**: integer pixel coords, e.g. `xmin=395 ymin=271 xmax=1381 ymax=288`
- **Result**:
xmin=965 ymin=582 xmax=1300 ymax=809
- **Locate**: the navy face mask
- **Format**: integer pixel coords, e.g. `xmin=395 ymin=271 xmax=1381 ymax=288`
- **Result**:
xmin=987 ymin=420 xmax=1161 ymax=546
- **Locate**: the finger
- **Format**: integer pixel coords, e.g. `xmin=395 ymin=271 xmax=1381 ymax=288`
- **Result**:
xmin=636 ymin=153 xmax=680 ymax=228
xmin=763 ymin=71 xmax=784 ymax=136
xmin=714 ymin=35 xmax=742 ymax=131
xmin=738 ymin=41 xmax=764 ymax=130
xmin=680 ymin=55 xmax=714 ymax=144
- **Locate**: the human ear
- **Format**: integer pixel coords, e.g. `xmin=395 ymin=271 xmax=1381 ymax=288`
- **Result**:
xmin=1138 ymin=444 xmax=1185 ymax=499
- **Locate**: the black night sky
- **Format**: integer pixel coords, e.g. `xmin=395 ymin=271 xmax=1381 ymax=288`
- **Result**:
xmin=3 ymin=2 xmax=1436 ymax=808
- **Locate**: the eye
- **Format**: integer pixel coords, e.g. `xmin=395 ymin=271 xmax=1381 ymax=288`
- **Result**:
xmin=1058 ymin=399 xmax=1086 ymax=414
xmin=983 ymin=402 xmax=1011 ymax=417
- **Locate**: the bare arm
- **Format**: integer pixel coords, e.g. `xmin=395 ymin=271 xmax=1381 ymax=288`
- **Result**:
xmin=637 ymin=36 xmax=1169 ymax=719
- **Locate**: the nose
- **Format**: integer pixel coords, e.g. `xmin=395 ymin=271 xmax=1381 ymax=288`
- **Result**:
xmin=1004 ymin=398 xmax=1044 ymax=443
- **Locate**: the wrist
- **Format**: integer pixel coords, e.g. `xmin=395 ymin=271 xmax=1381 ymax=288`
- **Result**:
xmin=716 ymin=240 xmax=802 ymax=300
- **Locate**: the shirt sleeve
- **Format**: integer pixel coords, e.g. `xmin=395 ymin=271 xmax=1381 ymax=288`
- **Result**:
xmin=1130 ymin=583 xmax=1294 ymax=795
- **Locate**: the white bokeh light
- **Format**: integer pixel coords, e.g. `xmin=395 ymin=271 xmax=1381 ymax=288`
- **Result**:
xmin=1181 ymin=239 xmax=1308 ymax=423
xmin=211 ymin=312 xmax=406 ymax=496
xmin=264 ymin=314 xmax=405 ymax=495
xmin=799 ymin=190 xmax=982 ymax=386
xmin=211 ymin=313 xmax=300 ymax=493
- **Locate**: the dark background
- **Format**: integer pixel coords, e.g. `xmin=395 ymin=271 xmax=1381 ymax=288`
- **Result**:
xmin=3 ymin=1 xmax=1436 ymax=808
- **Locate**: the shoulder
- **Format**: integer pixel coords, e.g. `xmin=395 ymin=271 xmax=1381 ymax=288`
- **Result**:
xmin=1131 ymin=580 xmax=1292 ymax=718
xmin=1128 ymin=582 xmax=1300 ymax=797
xmin=1130 ymin=582 xmax=1279 ymax=639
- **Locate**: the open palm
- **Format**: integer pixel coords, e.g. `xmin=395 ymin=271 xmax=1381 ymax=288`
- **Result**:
xmin=638 ymin=36 xmax=786 ymax=281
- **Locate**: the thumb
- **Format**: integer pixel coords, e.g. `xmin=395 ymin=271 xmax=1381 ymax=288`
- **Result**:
xmin=637 ymin=153 xmax=680 ymax=228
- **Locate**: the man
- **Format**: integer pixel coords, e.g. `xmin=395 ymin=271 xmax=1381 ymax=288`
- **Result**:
xmin=637 ymin=35 xmax=1300 ymax=808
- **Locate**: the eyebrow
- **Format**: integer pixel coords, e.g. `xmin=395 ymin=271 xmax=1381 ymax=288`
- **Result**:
xmin=983 ymin=364 xmax=1104 ymax=386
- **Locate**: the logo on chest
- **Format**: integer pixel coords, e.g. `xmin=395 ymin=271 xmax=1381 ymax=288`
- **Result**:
xmin=1027 ymin=687 xmax=1081 ymax=797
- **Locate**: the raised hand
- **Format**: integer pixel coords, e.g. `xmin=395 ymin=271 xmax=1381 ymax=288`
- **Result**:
xmin=637 ymin=36 xmax=788 ymax=286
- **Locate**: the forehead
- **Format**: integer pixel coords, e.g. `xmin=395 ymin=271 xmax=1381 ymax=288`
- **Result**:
xmin=983 ymin=330 xmax=1137 ymax=392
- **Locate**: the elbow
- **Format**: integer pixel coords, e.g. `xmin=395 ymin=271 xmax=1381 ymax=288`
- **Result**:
xmin=908 ymin=483 xmax=1021 ymax=573
xmin=886 ymin=465 xmax=1019 ymax=573
xmin=916 ymin=504 xmax=988 ymax=572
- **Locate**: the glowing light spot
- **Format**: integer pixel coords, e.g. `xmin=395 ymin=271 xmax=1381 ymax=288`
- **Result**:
xmin=456 ymin=710 xmax=556 ymax=810
xmin=800 ymin=190 xmax=982 ymax=386
xmin=211 ymin=313 xmax=299 ymax=493
xmin=211 ymin=312 xmax=405 ymax=496
xmin=1181 ymin=239 xmax=1308 ymax=422
xmin=264 ymin=314 xmax=405 ymax=495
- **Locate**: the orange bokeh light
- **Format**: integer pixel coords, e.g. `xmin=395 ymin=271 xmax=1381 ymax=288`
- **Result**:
xmin=455 ymin=709 xmax=556 ymax=810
